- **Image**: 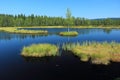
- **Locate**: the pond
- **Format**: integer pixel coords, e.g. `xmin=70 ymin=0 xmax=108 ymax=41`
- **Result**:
xmin=0 ymin=28 xmax=120 ymax=80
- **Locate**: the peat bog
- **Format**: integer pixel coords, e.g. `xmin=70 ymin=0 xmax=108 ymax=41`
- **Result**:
xmin=0 ymin=28 xmax=120 ymax=80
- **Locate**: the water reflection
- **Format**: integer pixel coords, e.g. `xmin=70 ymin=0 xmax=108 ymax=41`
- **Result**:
xmin=21 ymin=28 xmax=104 ymax=34
xmin=0 ymin=28 xmax=116 ymax=40
xmin=103 ymin=28 xmax=112 ymax=34
xmin=22 ymin=56 xmax=57 ymax=63
xmin=0 ymin=32 xmax=48 ymax=40
xmin=0 ymin=28 xmax=120 ymax=80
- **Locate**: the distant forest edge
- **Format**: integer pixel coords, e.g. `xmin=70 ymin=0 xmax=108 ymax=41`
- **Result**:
xmin=0 ymin=14 xmax=120 ymax=27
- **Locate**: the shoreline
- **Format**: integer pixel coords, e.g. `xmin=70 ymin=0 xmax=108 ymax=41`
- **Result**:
xmin=0 ymin=26 xmax=120 ymax=29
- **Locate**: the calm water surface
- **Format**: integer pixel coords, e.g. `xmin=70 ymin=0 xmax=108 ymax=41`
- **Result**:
xmin=0 ymin=28 xmax=120 ymax=80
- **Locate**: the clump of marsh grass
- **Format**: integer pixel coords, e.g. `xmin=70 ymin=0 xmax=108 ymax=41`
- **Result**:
xmin=62 ymin=42 xmax=80 ymax=51
xmin=0 ymin=27 xmax=48 ymax=34
xmin=62 ymin=42 xmax=120 ymax=65
xmin=21 ymin=44 xmax=59 ymax=57
xmin=59 ymin=31 xmax=78 ymax=36
xmin=72 ymin=48 xmax=89 ymax=61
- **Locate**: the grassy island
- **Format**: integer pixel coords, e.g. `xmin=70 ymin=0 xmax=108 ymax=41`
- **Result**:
xmin=21 ymin=44 xmax=59 ymax=57
xmin=0 ymin=27 xmax=48 ymax=34
xmin=59 ymin=31 xmax=78 ymax=36
xmin=62 ymin=42 xmax=120 ymax=65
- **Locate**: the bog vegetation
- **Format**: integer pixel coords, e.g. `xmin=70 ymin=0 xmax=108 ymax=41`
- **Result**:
xmin=21 ymin=44 xmax=58 ymax=57
xmin=21 ymin=42 xmax=120 ymax=65
xmin=62 ymin=42 xmax=120 ymax=65
xmin=0 ymin=27 xmax=48 ymax=34
xmin=59 ymin=31 xmax=78 ymax=36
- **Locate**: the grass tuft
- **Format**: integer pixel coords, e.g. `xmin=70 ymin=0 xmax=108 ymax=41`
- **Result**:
xmin=59 ymin=31 xmax=78 ymax=36
xmin=21 ymin=44 xmax=58 ymax=57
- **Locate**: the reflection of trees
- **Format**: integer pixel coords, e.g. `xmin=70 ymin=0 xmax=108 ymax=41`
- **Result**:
xmin=0 ymin=28 xmax=117 ymax=41
xmin=0 ymin=32 xmax=48 ymax=40
xmin=0 ymin=32 xmax=11 ymax=40
xmin=22 ymin=28 xmax=102 ymax=35
xmin=22 ymin=56 xmax=57 ymax=63
xmin=73 ymin=28 xmax=112 ymax=35
xmin=20 ymin=28 xmax=105 ymax=36
xmin=71 ymin=28 xmax=112 ymax=35
xmin=102 ymin=28 xmax=112 ymax=34
xmin=71 ymin=28 xmax=103 ymax=35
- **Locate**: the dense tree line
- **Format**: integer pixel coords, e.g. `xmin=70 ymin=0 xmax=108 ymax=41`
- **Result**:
xmin=0 ymin=14 xmax=120 ymax=27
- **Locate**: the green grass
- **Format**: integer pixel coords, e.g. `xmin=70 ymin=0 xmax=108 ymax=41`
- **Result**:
xmin=0 ymin=27 xmax=48 ymax=34
xmin=21 ymin=44 xmax=59 ymax=57
xmin=62 ymin=42 xmax=120 ymax=65
xmin=59 ymin=31 xmax=78 ymax=36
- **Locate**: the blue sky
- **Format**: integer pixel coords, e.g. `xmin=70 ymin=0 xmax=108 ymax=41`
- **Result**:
xmin=0 ymin=0 xmax=120 ymax=19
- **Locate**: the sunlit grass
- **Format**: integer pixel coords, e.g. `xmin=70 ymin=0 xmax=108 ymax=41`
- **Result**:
xmin=62 ymin=42 xmax=120 ymax=65
xmin=0 ymin=27 xmax=48 ymax=34
xmin=59 ymin=31 xmax=78 ymax=36
xmin=21 ymin=44 xmax=59 ymax=57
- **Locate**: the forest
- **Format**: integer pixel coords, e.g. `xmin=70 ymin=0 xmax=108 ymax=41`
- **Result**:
xmin=0 ymin=14 xmax=120 ymax=27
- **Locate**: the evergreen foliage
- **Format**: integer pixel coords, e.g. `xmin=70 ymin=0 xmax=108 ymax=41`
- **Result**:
xmin=0 ymin=14 xmax=120 ymax=27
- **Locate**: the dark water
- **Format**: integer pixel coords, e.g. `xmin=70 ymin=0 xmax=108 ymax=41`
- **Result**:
xmin=0 ymin=28 xmax=120 ymax=80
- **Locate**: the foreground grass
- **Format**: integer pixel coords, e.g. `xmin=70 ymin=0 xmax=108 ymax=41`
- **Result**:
xmin=21 ymin=44 xmax=59 ymax=57
xmin=59 ymin=31 xmax=78 ymax=36
xmin=0 ymin=27 xmax=48 ymax=34
xmin=62 ymin=42 xmax=120 ymax=65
